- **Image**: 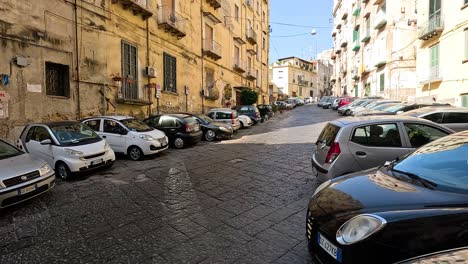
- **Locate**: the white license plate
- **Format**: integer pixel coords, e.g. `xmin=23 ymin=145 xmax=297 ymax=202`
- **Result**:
xmin=318 ymin=232 xmax=342 ymax=262
xmin=91 ymin=158 xmax=103 ymax=166
xmin=19 ymin=185 xmax=36 ymax=195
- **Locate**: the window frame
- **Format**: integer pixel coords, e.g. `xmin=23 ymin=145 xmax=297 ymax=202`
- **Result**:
xmin=45 ymin=62 xmax=70 ymax=98
xmin=350 ymin=123 xmax=403 ymax=148
xmin=163 ymin=52 xmax=177 ymax=93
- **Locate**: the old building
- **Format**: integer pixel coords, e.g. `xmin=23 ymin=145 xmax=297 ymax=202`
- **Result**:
xmin=0 ymin=0 xmax=270 ymax=141
xmin=415 ymin=0 xmax=468 ymax=106
xmin=311 ymin=59 xmax=334 ymax=97
xmin=269 ymin=57 xmax=317 ymax=98
xmin=332 ymin=0 xmax=418 ymax=100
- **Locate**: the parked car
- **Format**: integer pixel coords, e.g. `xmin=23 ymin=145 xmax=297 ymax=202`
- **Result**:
xmin=349 ymin=100 xmax=401 ymax=116
xmin=183 ymin=113 xmax=233 ymax=141
xmin=397 ymin=247 xmax=468 ymax=264
xmin=337 ymin=99 xmax=373 ymax=115
xmin=82 ymin=116 xmax=168 ymax=161
xmin=275 ymin=101 xmax=293 ymax=109
xmin=206 ymin=108 xmax=241 ymax=131
xmin=353 ymin=102 xmax=402 ymax=116
xmin=143 ymin=114 xmax=203 ymax=149
xmin=257 ymin=104 xmax=274 ymax=121
xmin=358 ymin=103 xmax=452 ymax=116
xmin=401 ymin=107 xmax=468 ymax=132
xmin=337 ymin=97 xmax=355 ymax=109
xmin=304 ymin=97 xmax=314 ymax=104
xmin=285 ymin=99 xmax=298 ymax=108
xmin=322 ymin=96 xmax=337 ymax=109
xmin=318 ymin=96 xmax=331 ymax=107
xmin=293 ymin=98 xmax=305 ymax=106
xmin=331 ymin=97 xmax=342 ymax=110
xmin=307 ymin=130 xmax=468 ymax=264
xmin=0 ymin=139 xmax=55 ymax=208
xmin=312 ymin=116 xmax=454 ymax=182
xmin=238 ymin=115 xmax=253 ymax=128
xmin=17 ymin=121 xmax=116 ymax=180
xmin=235 ymin=105 xmax=261 ymax=124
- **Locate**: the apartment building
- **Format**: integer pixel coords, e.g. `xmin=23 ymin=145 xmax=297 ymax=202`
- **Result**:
xmin=312 ymin=60 xmax=334 ymax=97
xmin=270 ymin=57 xmax=317 ymax=98
xmin=415 ymin=0 xmax=468 ymax=106
xmin=0 ymin=0 xmax=270 ymax=141
xmin=332 ymin=0 xmax=418 ymax=101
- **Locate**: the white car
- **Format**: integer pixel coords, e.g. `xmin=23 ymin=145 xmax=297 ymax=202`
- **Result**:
xmin=238 ymin=115 xmax=253 ymax=128
xmin=82 ymin=116 xmax=168 ymax=161
xmin=17 ymin=121 xmax=115 ymax=180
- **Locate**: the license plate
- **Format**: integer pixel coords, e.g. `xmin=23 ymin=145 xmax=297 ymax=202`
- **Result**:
xmin=19 ymin=185 xmax=36 ymax=195
xmin=91 ymin=158 xmax=103 ymax=166
xmin=318 ymin=232 xmax=342 ymax=262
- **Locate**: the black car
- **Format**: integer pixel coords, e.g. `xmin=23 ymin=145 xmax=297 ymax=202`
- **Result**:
xmin=183 ymin=113 xmax=233 ymax=141
xmin=257 ymin=104 xmax=274 ymax=121
xmin=306 ymin=130 xmax=468 ymax=264
xmin=236 ymin=105 xmax=262 ymax=124
xmin=143 ymin=114 xmax=203 ymax=149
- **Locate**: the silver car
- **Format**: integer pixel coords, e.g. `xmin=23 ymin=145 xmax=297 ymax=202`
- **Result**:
xmin=401 ymin=107 xmax=468 ymax=132
xmin=0 ymin=139 xmax=55 ymax=208
xmin=207 ymin=108 xmax=241 ymax=131
xmin=312 ymin=116 xmax=454 ymax=182
xmin=338 ymin=99 xmax=377 ymax=115
xmin=350 ymin=100 xmax=401 ymax=116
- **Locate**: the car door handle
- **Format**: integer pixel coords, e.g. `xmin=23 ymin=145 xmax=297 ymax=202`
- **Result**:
xmin=356 ymin=151 xmax=367 ymax=156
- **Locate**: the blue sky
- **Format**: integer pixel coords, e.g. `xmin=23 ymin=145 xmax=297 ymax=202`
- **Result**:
xmin=269 ymin=0 xmax=334 ymax=62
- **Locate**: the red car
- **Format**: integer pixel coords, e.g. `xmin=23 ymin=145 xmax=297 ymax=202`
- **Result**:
xmin=337 ymin=97 xmax=355 ymax=108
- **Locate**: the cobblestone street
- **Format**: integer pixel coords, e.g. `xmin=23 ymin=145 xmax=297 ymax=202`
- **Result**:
xmin=0 ymin=106 xmax=338 ymax=264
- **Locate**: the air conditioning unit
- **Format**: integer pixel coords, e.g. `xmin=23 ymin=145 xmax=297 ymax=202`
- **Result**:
xmin=145 ymin=67 xmax=157 ymax=78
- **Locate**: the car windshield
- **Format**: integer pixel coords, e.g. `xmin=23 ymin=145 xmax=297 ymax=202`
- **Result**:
xmin=196 ymin=114 xmax=214 ymax=123
xmin=384 ymin=104 xmax=408 ymax=113
xmin=392 ymin=135 xmax=468 ymax=194
xmin=0 ymin=140 xmax=23 ymax=160
xmin=373 ymin=103 xmax=400 ymax=111
xmin=121 ymin=119 xmax=153 ymax=132
xmin=50 ymin=123 xmax=101 ymax=145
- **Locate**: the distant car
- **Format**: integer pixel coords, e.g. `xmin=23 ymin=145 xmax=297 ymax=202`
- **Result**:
xmin=294 ymin=98 xmax=305 ymax=106
xmin=304 ymin=97 xmax=314 ymax=104
xmin=312 ymin=116 xmax=454 ymax=182
xmin=358 ymin=103 xmax=452 ymax=116
xmin=0 ymin=139 xmax=55 ymax=208
xmin=257 ymin=104 xmax=274 ymax=121
xmin=307 ymin=130 xmax=468 ymax=264
xmin=206 ymin=108 xmax=241 ymax=131
xmin=285 ymin=99 xmax=298 ymax=108
xmin=82 ymin=116 xmax=168 ymax=161
xmin=322 ymin=96 xmax=336 ymax=109
xmin=350 ymin=100 xmax=401 ymax=116
xmin=337 ymin=97 xmax=355 ymax=109
xmin=184 ymin=113 xmax=233 ymax=141
xmin=275 ymin=101 xmax=293 ymax=109
xmin=238 ymin=115 xmax=253 ymax=128
xmin=353 ymin=102 xmax=402 ymax=116
xmin=318 ymin=96 xmax=331 ymax=107
xmin=235 ymin=105 xmax=261 ymax=124
xmin=401 ymin=107 xmax=468 ymax=132
xmin=17 ymin=121 xmax=115 ymax=180
xmin=338 ymin=99 xmax=378 ymax=116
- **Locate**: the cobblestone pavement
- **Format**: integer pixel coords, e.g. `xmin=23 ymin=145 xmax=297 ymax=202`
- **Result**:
xmin=0 ymin=105 xmax=339 ymax=264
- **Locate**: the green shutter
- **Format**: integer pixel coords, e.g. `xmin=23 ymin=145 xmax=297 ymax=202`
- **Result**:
xmin=353 ymin=29 xmax=358 ymax=42
xmin=379 ymin=74 xmax=385 ymax=91
xmin=462 ymin=94 xmax=468 ymax=107
xmin=430 ymin=44 xmax=439 ymax=67
xmin=354 ymin=85 xmax=359 ymax=97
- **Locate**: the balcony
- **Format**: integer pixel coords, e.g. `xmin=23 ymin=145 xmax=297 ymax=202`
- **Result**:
xmin=117 ymin=82 xmax=152 ymax=105
xmin=111 ymin=0 xmax=153 ymax=19
xmin=157 ymin=6 xmax=187 ymax=38
xmin=340 ymin=39 xmax=348 ymax=48
xmin=247 ymin=47 xmax=256 ymax=55
xmin=336 ymin=22 xmax=342 ymax=30
xmin=233 ymin=58 xmax=246 ymax=73
xmin=420 ymin=65 xmax=442 ymax=84
xmin=374 ymin=57 xmax=387 ymax=68
xmin=234 ymin=36 xmax=246 ymax=45
xmin=203 ymin=39 xmax=222 ymax=60
xmin=246 ymin=28 xmax=257 ymax=45
xmin=246 ymin=67 xmax=256 ymax=80
xmin=374 ymin=0 xmax=384 ymax=5
xmin=374 ymin=11 xmax=387 ymax=29
xmin=206 ymin=0 xmax=221 ymax=9
xmin=361 ymin=34 xmax=371 ymax=43
xmin=341 ymin=9 xmax=349 ymax=20
xmin=418 ymin=14 xmax=444 ymax=40
xmin=299 ymin=80 xmax=309 ymax=86
xmin=331 ymin=31 xmax=337 ymax=37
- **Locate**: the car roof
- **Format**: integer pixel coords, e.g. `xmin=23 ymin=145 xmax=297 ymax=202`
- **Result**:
xmin=332 ymin=115 xmax=431 ymax=126
xmin=402 ymin=107 xmax=468 ymax=116
xmin=33 ymin=121 xmax=81 ymax=127
xmin=86 ymin=115 xmax=134 ymax=121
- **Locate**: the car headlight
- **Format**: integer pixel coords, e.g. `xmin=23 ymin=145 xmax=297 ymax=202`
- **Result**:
xmin=64 ymin=148 xmax=84 ymax=157
xmin=139 ymin=134 xmax=155 ymax=141
xmin=39 ymin=164 xmax=53 ymax=176
xmin=219 ymin=127 xmax=229 ymax=132
xmin=313 ymin=180 xmax=331 ymax=197
xmin=336 ymin=214 xmax=387 ymax=245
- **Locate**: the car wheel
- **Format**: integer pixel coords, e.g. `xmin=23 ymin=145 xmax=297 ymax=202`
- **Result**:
xmin=205 ymin=130 xmax=216 ymax=142
xmin=240 ymin=121 xmax=244 ymax=129
xmin=56 ymin=162 xmax=72 ymax=180
xmin=174 ymin=137 xmax=185 ymax=149
xmin=128 ymin=146 xmax=143 ymax=161
xmin=345 ymin=110 xmax=350 ymax=116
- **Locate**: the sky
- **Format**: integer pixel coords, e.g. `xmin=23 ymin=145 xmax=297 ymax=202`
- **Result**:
xmin=269 ymin=0 xmax=334 ymax=62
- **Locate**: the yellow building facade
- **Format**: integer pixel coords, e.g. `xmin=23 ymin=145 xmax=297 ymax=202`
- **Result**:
xmin=0 ymin=0 xmax=270 ymax=141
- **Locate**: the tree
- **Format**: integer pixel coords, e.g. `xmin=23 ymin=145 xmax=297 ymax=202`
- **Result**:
xmin=240 ymin=89 xmax=259 ymax=105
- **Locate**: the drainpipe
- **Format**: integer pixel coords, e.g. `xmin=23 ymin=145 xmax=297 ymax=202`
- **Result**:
xmin=200 ymin=0 xmax=205 ymax=113
xmin=74 ymin=0 xmax=81 ymax=119
xmin=146 ymin=18 xmax=152 ymax=116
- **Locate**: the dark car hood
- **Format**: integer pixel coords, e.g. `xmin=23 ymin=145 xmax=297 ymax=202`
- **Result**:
xmin=310 ymin=168 xmax=468 ymax=218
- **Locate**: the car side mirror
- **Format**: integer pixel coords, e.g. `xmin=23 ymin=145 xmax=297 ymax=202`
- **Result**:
xmin=40 ymin=139 xmax=52 ymax=145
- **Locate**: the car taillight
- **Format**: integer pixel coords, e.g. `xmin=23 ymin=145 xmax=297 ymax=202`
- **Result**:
xmin=185 ymin=124 xmax=192 ymax=133
xmin=231 ymin=113 xmax=235 ymax=124
xmin=325 ymin=142 xmax=341 ymax=163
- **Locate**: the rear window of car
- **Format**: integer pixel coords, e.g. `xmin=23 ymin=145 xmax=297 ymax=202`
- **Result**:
xmin=217 ymin=112 xmax=233 ymax=119
xmin=184 ymin=116 xmax=198 ymax=125
xmin=317 ymin=123 xmax=340 ymax=146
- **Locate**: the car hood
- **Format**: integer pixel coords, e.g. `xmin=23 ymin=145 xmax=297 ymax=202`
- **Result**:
xmin=131 ymin=129 xmax=166 ymax=139
xmin=0 ymin=153 xmax=48 ymax=179
xmin=310 ymin=168 xmax=468 ymax=218
xmin=60 ymin=139 xmax=108 ymax=154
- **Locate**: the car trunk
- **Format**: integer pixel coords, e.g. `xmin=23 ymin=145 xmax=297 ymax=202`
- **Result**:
xmin=184 ymin=116 xmax=200 ymax=133
xmin=315 ymin=123 xmax=341 ymax=164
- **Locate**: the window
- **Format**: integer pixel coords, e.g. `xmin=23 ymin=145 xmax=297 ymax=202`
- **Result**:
xmin=163 ymin=53 xmax=177 ymax=92
xmin=160 ymin=116 xmax=178 ymax=128
xmin=464 ymin=29 xmax=468 ymax=60
xmin=351 ymin=124 xmax=402 ymax=147
xmin=234 ymin=5 xmax=239 ymax=21
xmin=205 ymin=68 xmax=215 ymax=91
xmin=256 ymin=69 xmax=259 ymax=86
xmin=216 ymin=112 xmax=232 ymax=119
xmin=317 ymin=124 xmax=340 ymax=147
xmin=84 ymin=120 xmax=101 ymax=131
xmin=262 ymin=35 xmax=266 ymax=50
xmin=121 ymin=42 xmax=138 ymax=99
xmin=403 ymin=123 xmax=448 ymax=148
xmin=103 ymin=120 xmax=125 ymax=134
xmin=366 ymin=17 xmax=370 ymax=37
xmin=442 ymin=112 xmax=468 ymax=123
xmin=379 ymin=73 xmax=385 ymax=91
xmin=28 ymin=127 xmax=52 ymax=142
xmin=462 ymin=94 xmax=468 ymax=107
xmin=45 ymin=62 xmax=70 ymax=97
xmin=234 ymin=45 xmax=240 ymax=65
xmin=423 ymin=112 xmax=444 ymax=123
xmin=430 ymin=44 xmax=440 ymax=75
xmin=353 ymin=28 xmax=359 ymax=42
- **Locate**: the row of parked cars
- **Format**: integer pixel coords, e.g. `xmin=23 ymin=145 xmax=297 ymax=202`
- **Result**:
xmin=0 ymin=104 xmax=275 ymax=208
xmin=307 ymin=96 xmax=468 ymax=263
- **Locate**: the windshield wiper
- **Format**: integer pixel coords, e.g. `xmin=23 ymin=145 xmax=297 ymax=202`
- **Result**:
xmin=391 ymin=169 xmax=438 ymax=190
